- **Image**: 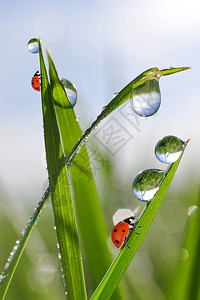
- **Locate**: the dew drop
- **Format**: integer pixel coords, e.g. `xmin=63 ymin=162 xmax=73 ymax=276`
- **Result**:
xmin=187 ymin=205 xmax=199 ymax=217
xmin=130 ymin=79 xmax=161 ymax=117
xmin=0 ymin=274 xmax=3 ymax=280
xmin=180 ymin=248 xmax=189 ymax=260
xmin=4 ymin=263 xmax=9 ymax=270
xmin=27 ymin=38 xmax=39 ymax=54
xmin=155 ymin=135 xmax=184 ymax=164
xmin=53 ymin=226 xmax=56 ymax=230
xmin=60 ymin=78 xmax=77 ymax=107
xmin=112 ymin=92 xmax=118 ymax=99
xmin=132 ymin=169 xmax=166 ymax=201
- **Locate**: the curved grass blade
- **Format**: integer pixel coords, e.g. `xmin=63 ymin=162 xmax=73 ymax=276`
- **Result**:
xmin=0 ymin=57 xmax=189 ymax=299
xmin=168 ymin=197 xmax=200 ymax=300
xmin=0 ymin=188 xmax=50 ymax=299
xmin=47 ymin=50 xmax=124 ymax=299
xmin=65 ymin=67 xmax=190 ymax=165
xmin=38 ymin=39 xmax=87 ymax=299
xmin=90 ymin=141 xmax=189 ymax=300
xmin=160 ymin=67 xmax=191 ymax=76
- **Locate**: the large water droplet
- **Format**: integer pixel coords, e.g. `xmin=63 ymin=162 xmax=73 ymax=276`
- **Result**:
xmin=27 ymin=38 xmax=39 ymax=54
xmin=130 ymin=79 xmax=161 ymax=117
xmin=132 ymin=169 xmax=166 ymax=201
xmin=60 ymin=78 xmax=77 ymax=107
xmin=155 ymin=135 xmax=184 ymax=164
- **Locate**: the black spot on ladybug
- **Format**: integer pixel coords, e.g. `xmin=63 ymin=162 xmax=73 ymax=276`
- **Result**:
xmin=114 ymin=229 xmax=117 ymax=232
xmin=32 ymin=82 xmax=34 ymax=85
xmin=115 ymin=240 xmax=120 ymax=244
xmin=122 ymin=230 xmax=125 ymax=232
xmin=36 ymin=87 xmax=39 ymax=90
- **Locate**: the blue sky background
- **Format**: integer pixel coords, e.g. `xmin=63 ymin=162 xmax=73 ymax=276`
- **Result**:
xmin=0 ymin=0 xmax=200 ymax=203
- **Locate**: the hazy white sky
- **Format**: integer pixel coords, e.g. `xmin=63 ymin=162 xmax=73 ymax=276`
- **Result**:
xmin=0 ymin=0 xmax=199 ymax=200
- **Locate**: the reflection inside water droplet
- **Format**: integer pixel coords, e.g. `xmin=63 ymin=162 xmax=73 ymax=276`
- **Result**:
xmin=27 ymin=38 xmax=39 ymax=54
xmin=155 ymin=135 xmax=184 ymax=164
xmin=132 ymin=169 xmax=166 ymax=201
xmin=60 ymin=78 xmax=77 ymax=107
xmin=130 ymin=79 xmax=161 ymax=117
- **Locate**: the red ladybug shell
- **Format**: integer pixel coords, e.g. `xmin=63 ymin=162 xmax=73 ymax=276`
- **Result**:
xmin=111 ymin=221 xmax=130 ymax=248
xmin=31 ymin=75 xmax=40 ymax=91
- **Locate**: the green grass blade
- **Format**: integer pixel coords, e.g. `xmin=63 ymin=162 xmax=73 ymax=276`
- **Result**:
xmin=160 ymin=67 xmax=191 ymax=76
xmin=0 ymin=189 xmax=50 ymax=300
xmin=47 ymin=51 xmax=124 ymax=299
xmin=65 ymin=67 xmax=190 ymax=165
xmin=90 ymin=141 xmax=189 ymax=300
xmin=38 ymin=39 xmax=87 ymax=299
xmin=168 ymin=198 xmax=200 ymax=300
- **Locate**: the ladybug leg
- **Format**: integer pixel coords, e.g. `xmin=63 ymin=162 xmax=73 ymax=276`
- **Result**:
xmin=133 ymin=228 xmax=140 ymax=235
xmin=124 ymin=237 xmax=130 ymax=249
xmin=133 ymin=224 xmax=143 ymax=235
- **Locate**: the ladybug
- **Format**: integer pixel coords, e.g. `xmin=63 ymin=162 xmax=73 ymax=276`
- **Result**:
xmin=111 ymin=216 xmax=140 ymax=248
xmin=31 ymin=71 xmax=41 ymax=91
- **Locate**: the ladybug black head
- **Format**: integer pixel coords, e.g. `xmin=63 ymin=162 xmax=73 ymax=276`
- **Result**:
xmin=34 ymin=70 xmax=40 ymax=76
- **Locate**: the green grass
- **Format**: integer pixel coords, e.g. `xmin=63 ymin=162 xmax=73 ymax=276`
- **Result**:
xmin=38 ymin=39 xmax=87 ymax=299
xmin=0 ymin=38 xmax=192 ymax=300
xmin=90 ymin=141 xmax=189 ymax=300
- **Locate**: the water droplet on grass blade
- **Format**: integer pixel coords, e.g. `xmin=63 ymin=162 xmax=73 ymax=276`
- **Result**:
xmin=180 ymin=248 xmax=189 ymax=260
xmin=60 ymin=78 xmax=77 ymax=107
xmin=188 ymin=205 xmax=199 ymax=217
xmin=132 ymin=169 xmax=166 ymax=201
xmin=155 ymin=135 xmax=184 ymax=163
xmin=130 ymin=79 xmax=161 ymax=117
xmin=27 ymin=38 xmax=39 ymax=54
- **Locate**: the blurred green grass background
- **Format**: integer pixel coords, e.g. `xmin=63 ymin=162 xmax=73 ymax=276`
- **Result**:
xmin=0 ymin=147 xmax=198 ymax=299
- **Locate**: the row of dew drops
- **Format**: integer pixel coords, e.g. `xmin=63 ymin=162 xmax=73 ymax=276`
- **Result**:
xmin=27 ymin=38 xmax=161 ymax=118
xmin=132 ymin=135 xmax=186 ymax=202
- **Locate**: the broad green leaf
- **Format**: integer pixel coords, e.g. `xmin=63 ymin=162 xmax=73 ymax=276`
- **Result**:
xmin=0 ymin=189 xmax=50 ymax=299
xmin=47 ymin=51 xmax=124 ymax=299
xmin=38 ymin=39 xmax=87 ymax=300
xmin=90 ymin=141 xmax=189 ymax=300
xmin=168 ymin=199 xmax=200 ymax=300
